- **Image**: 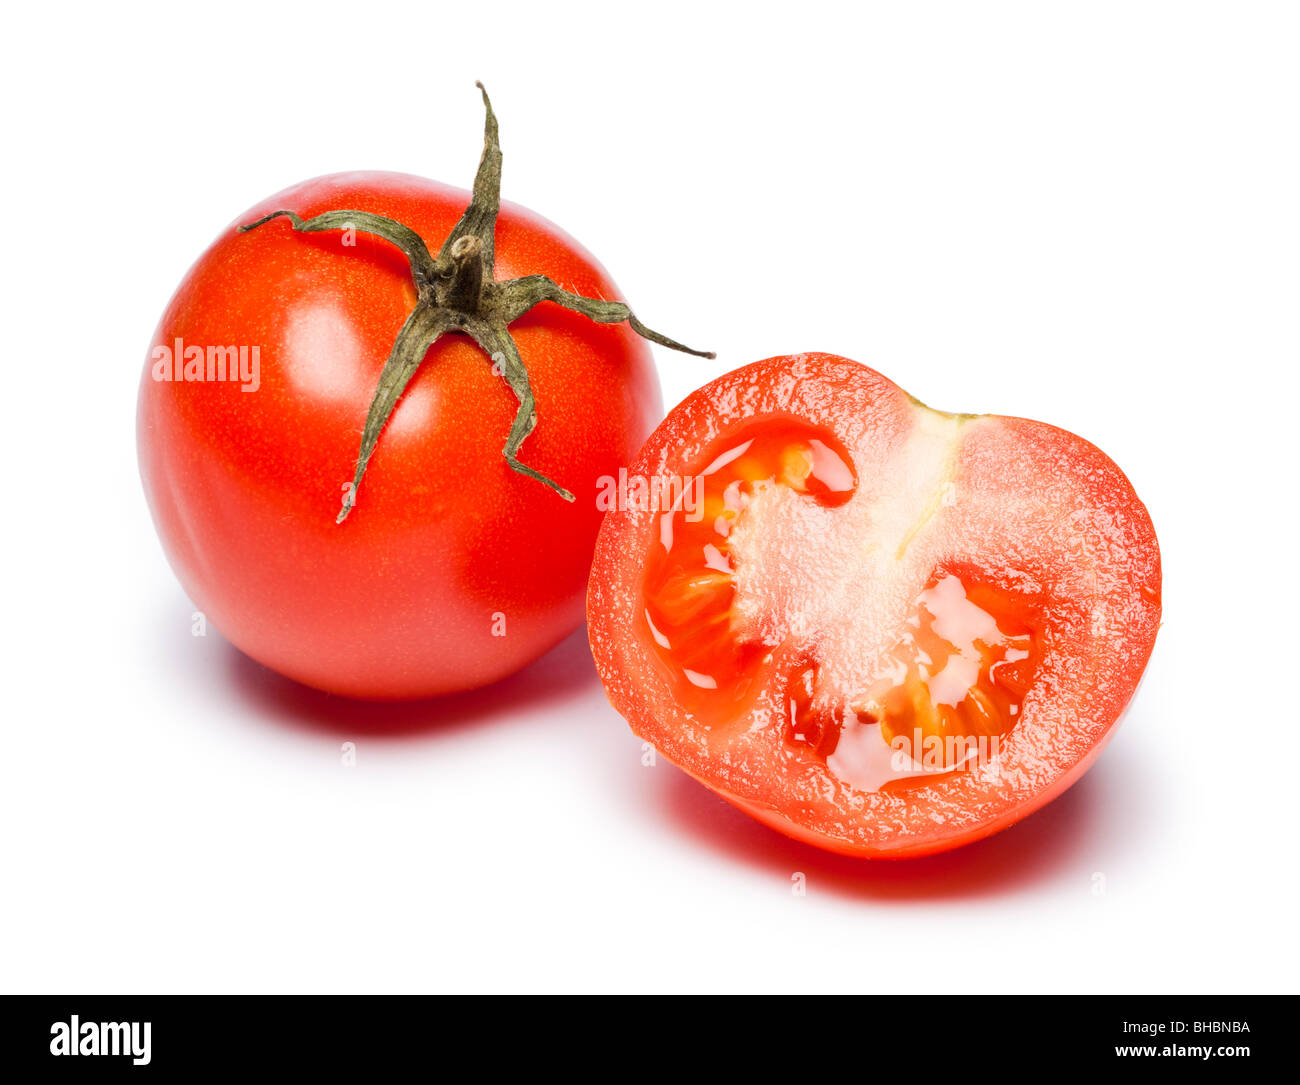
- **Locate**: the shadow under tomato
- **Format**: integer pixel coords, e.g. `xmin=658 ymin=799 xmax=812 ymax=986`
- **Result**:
xmin=650 ymin=743 xmax=1149 ymax=903
xmin=224 ymin=624 xmax=602 ymax=740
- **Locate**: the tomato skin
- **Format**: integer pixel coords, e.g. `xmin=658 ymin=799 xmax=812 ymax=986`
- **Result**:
xmin=587 ymin=354 xmax=1161 ymax=858
xmin=688 ymin=733 xmax=1119 ymax=860
xmin=139 ymin=172 xmax=661 ymax=699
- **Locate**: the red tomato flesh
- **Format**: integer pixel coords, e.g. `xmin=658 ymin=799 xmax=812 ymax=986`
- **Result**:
xmin=588 ymin=354 xmax=1161 ymax=858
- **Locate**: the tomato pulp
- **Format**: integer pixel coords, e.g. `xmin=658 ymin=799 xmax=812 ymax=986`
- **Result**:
xmin=139 ymin=171 xmax=662 ymax=698
xmin=588 ymin=354 xmax=1161 ymax=858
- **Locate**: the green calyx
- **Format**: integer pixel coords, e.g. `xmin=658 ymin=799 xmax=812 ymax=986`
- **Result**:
xmin=240 ymin=83 xmax=713 ymax=523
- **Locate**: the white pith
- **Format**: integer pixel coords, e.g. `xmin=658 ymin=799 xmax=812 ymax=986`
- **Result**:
xmin=726 ymin=404 xmax=985 ymax=767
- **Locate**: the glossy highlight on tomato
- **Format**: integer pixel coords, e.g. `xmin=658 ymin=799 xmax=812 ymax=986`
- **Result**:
xmin=588 ymin=354 xmax=1162 ymax=858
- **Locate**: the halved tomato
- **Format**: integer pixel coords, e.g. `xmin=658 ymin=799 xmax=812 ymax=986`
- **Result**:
xmin=587 ymin=354 xmax=1161 ymax=858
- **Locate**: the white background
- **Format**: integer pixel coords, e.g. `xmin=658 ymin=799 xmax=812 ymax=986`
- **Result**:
xmin=3 ymin=1 xmax=1296 ymax=993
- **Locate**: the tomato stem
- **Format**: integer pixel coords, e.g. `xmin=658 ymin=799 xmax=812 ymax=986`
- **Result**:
xmin=440 ymin=236 xmax=486 ymax=312
xmin=239 ymin=82 xmax=713 ymax=523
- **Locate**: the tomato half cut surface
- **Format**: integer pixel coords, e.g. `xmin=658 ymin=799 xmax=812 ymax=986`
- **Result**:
xmin=587 ymin=354 xmax=1161 ymax=859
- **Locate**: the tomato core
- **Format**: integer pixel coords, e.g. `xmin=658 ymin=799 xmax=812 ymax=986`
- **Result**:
xmin=641 ymin=416 xmax=1044 ymax=793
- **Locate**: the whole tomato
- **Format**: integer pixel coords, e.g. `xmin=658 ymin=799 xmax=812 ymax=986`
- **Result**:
xmin=138 ymin=87 xmax=707 ymax=699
